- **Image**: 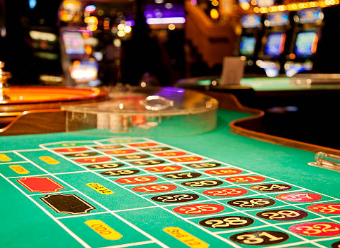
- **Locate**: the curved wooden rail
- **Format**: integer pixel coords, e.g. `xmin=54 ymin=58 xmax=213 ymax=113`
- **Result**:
xmin=0 ymin=109 xmax=66 ymax=135
xmin=0 ymin=87 xmax=109 ymax=136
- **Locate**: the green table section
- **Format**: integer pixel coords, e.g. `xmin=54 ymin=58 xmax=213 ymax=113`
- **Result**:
xmin=196 ymin=77 xmax=340 ymax=91
xmin=0 ymin=109 xmax=339 ymax=248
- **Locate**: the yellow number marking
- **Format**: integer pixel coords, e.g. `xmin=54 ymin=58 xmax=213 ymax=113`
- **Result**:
xmin=39 ymin=156 xmax=59 ymax=164
xmin=164 ymin=227 xmax=209 ymax=248
xmin=87 ymin=183 xmax=114 ymax=195
xmin=0 ymin=154 xmax=11 ymax=162
xmin=9 ymin=165 xmax=29 ymax=174
xmin=85 ymin=220 xmax=122 ymax=240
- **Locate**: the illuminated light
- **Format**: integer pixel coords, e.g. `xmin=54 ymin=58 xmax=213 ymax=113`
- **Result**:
xmin=125 ymin=20 xmax=135 ymax=26
xmin=82 ymin=32 xmax=90 ymax=39
xmin=85 ymin=16 xmax=98 ymax=25
xmin=250 ymin=0 xmax=257 ymax=5
xmin=311 ymin=35 xmax=319 ymax=54
xmin=124 ymin=26 xmax=132 ymax=33
xmin=155 ymin=0 xmax=164 ymax=3
xmin=104 ymin=20 xmax=110 ymax=30
xmin=29 ymin=31 xmax=57 ymax=42
xmin=254 ymin=7 xmax=260 ymax=12
xmin=165 ymin=3 xmax=173 ymax=8
xmin=141 ymin=81 xmax=147 ymax=87
xmin=269 ymin=6 xmax=278 ymax=11
xmin=1 ymin=27 xmax=6 ymax=37
xmin=278 ymin=5 xmax=286 ymax=11
xmin=155 ymin=11 xmax=163 ymax=18
xmin=260 ymin=7 xmax=268 ymax=13
xmin=211 ymin=0 xmax=219 ymax=6
xmin=319 ymin=1 xmax=327 ymax=7
xmin=85 ymin=44 xmax=92 ymax=55
xmin=240 ymin=2 xmax=250 ymax=10
xmin=117 ymin=24 xmax=125 ymax=30
xmin=85 ymin=37 xmax=99 ymax=47
xmin=73 ymin=60 xmax=81 ymax=66
xmin=113 ymin=39 xmax=121 ymax=47
xmin=111 ymin=27 xmax=117 ymax=33
xmin=85 ymin=5 xmax=96 ymax=13
xmin=117 ymin=30 xmax=126 ymax=37
xmin=264 ymin=20 xmax=270 ymax=26
xmin=291 ymin=3 xmax=298 ymax=10
xmin=39 ymin=75 xmax=63 ymax=83
xmin=168 ymin=24 xmax=176 ymax=30
xmin=29 ymin=0 xmax=37 ymax=9
xmin=210 ymin=9 xmax=219 ymax=19
xmin=289 ymin=53 xmax=296 ymax=59
xmin=235 ymin=25 xmax=242 ymax=35
xmin=93 ymin=52 xmax=103 ymax=61
xmin=71 ymin=67 xmax=97 ymax=82
xmin=87 ymin=24 xmax=98 ymax=31
xmin=146 ymin=17 xmax=186 ymax=24
xmin=190 ymin=0 xmax=198 ymax=5
xmin=97 ymin=9 xmax=104 ymax=16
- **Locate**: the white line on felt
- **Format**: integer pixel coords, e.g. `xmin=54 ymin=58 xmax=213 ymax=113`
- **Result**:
xmin=100 ymin=240 xmax=156 ymax=248
xmin=14 ymin=150 xmax=168 ymax=248
xmin=45 ymin=144 xmax=242 ymax=248
xmin=0 ymin=173 xmax=92 ymax=248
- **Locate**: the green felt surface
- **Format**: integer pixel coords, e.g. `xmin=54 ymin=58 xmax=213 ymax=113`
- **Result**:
xmin=197 ymin=77 xmax=340 ymax=91
xmin=0 ymin=109 xmax=339 ymax=248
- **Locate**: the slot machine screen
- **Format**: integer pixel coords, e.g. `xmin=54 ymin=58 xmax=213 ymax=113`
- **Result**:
xmin=266 ymin=12 xmax=289 ymax=27
xmin=240 ymin=36 xmax=256 ymax=56
xmin=144 ymin=3 xmax=185 ymax=24
xmin=264 ymin=33 xmax=286 ymax=57
xmin=241 ymin=14 xmax=261 ymax=28
xmin=62 ymin=31 xmax=86 ymax=55
xmin=298 ymin=8 xmax=323 ymax=24
xmin=295 ymin=31 xmax=318 ymax=57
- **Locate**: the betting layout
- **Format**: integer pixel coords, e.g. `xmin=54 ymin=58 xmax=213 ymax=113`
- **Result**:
xmin=0 ymin=138 xmax=340 ymax=248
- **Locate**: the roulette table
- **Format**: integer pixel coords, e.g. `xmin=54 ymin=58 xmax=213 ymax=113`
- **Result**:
xmin=1 ymin=88 xmax=340 ymax=248
xmin=175 ymin=76 xmax=340 ymax=108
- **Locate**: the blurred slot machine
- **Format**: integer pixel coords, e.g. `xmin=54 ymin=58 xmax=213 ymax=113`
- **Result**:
xmin=238 ymin=14 xmax=264 ymax=74
xmin=256 ymin=11 xmax=291 ymax=77
xmin=60 ymin=28 xmax=99 ymax=87
xmin=284 ymin=7 xmax=323 ymax=77
xmin=58 ymin=0 xmax=99 ymax=87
